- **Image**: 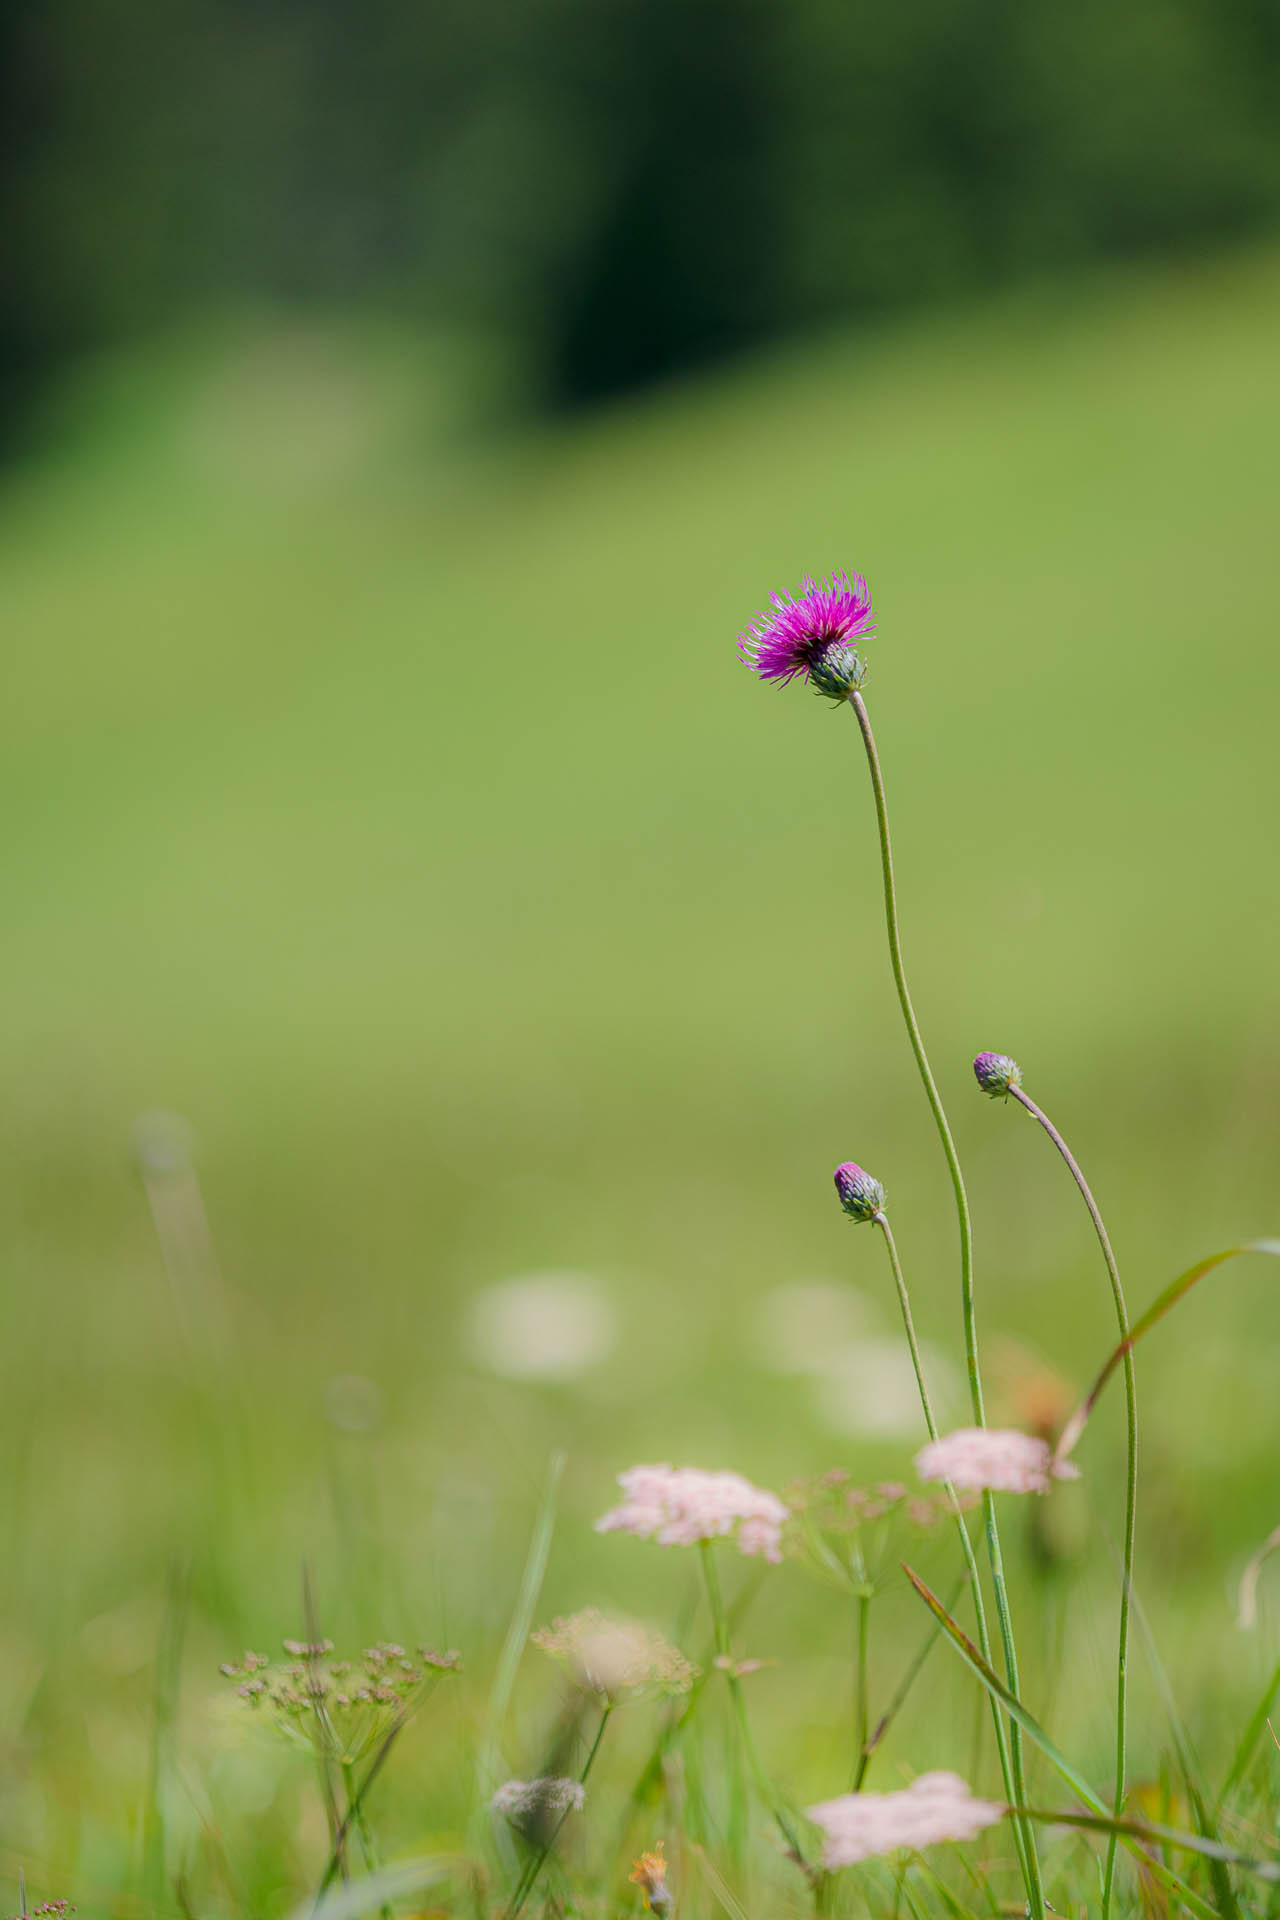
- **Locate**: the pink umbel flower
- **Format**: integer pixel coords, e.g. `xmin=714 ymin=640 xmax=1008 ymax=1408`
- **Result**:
xmin=915 ymin=1426 xmax=1080 ymax=1495
xmin=596 ymin=1465 xmax=790 ymax=1563
xmin=806 ymin=1773 xmax=1005 ymax=1868
xmin=739 ymin=571 xmax=875 ymax=701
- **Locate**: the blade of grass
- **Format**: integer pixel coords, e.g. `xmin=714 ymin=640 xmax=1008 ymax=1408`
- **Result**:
xmin=856 ymin=1573 xmax=967 ymax=1790
xmin=314 ymin=1720 xmax=406 ymax=1904
xmin=1017 ymin=1808 xmax=1280 ymax=1882
xmin=1057 ymin=1242 xmax=1280 ymax=1461
xmin=141 ymin=1557 xmax=190 ymax=1909
xmin=1116 ymin=1542 xmax=1241 ymax=1920
xmin=901 ymin=1566 xmax=1227 ymax=1920
xmin=293 ymin=1855 xmax=459 ymax=1920
xmin=470 ymin=1452 xmax=566 ymax=1856
xmin=689 ymin=1842 xmax=752 ymax=1920
xmin=1219 ymin=1656 xmax=1280 ymax=1809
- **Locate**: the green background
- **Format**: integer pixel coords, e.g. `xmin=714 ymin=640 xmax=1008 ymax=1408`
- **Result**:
xmin=1 ymin=244 xmax=1278 ymax=1907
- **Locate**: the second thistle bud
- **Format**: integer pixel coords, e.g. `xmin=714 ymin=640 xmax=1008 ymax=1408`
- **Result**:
xmin=833 ymin=1161 xmax=886 ymax=1223
xmin=972 ymin=1052 xmax=1022 ymax=1098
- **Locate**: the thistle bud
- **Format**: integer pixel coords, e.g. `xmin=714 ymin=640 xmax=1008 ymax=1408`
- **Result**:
xmin=833 ymin=1162 xmax=886 ymax=1223
xmin=972 ymin=1052 xmax=1022 ymax=1098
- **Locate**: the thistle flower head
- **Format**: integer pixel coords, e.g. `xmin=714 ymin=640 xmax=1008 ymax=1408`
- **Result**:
xmin=833 ymin=1161 xmax=885 ymax=1223
xmin=596 ymin=1464 xmax=790 ymax=1563
xmin=806 ymin=1773 xmax=1005 ymax=1868
xmin=739 ymin=571 xmax=874 ymax=701
xmin=915 ymin=1426 xmax=1080 ymax=1495
xmin=972 ymin=1052 xmax=1022 ymax=1098
xmin=629 ymin=1844 xmax=672 ymax=1915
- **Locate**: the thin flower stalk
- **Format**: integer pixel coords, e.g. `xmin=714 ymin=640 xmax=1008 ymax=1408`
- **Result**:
xmin=698 ymin=1542 xmax=809 ymax=1885
xmin=870 ymin=1213 xmax=1030 ymax=1885
xmin=505 ymin=1710 xmax=611 ymax=1920
xmin=846 ymin=689 xmax=1043 ymax=1920
xmin=1007 ymin=1079 xmax=1137 ymax=1920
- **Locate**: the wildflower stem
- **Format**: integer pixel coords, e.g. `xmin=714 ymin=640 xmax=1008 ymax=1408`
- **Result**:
xmin=315 ymin=1720 xmax=406 ymax=1905
xmin=699 ymin=1542 xmax=749 ymax=1877
xmin=855 ymin=1590 xmax=870 ymax=1786
xmin=871 ymin=1213 xmax=1027 ymax=1882
xmin=699 ymin=1543 xmax=809 ymax=1881
xmin=506 ymin=1707 xmax=611 ymax=1920
xmin=1008 ymin=1084 xmax=1136 ymax=1920
xmin=342 ymin=1760 xmax=392 ymax=1920
xmin=847 ymin=691 xmax=1042 ymax=1919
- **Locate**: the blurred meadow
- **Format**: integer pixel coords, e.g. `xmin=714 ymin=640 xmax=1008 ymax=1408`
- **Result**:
xmin=2 ymin=5 xmax=1280 ymax=1913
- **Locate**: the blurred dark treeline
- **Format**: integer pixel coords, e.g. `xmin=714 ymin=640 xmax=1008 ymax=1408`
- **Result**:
xmin=3 ymin=0 xmax=1280 ymax=435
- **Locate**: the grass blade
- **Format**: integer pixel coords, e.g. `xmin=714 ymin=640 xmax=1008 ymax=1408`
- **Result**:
xmin=470 ymin=1451 xmax=566 ymax=1855
xmin=1057 ymin=1241 xmax=1280 ymax=1460
xmin=902 ymin=1564 xmax=1104 ymax=1810
xmin=1018 ymin=1808 xmax=1280 ymax=1883
xmin=856 ymin=1572 xmax=967 ymax=1789
xmin=1218 ymin=1654 xmax=1280 ymax=1809
xmin=901 ymin=1566 xmax=1229 ymax=1920
xmin=294 ymin=1855 xmax=459 ymax=1920
xmin=689 ymin=1842 xmax=752 ymax=1920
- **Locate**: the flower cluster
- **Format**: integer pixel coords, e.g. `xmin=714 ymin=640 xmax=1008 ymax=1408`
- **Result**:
xmin=738 ymin=571 xmax=875 ymax=701
xmin=490 ymin=1777 xmax=586 ymax=1820
xmin=4 ymin=1905 xmax=75 ymax=1920
xmin=532 ymin=1608 xmax=696 ymax=1700
xmin=221 ymin=1639 xmax=460 ymax=1759
xmin=597 ymin=1465 xmax=789 ymax=1563
xmin=915 ymin=1427 xmax=1079 ymax=1495
xmin=806 ymin=1773 xmax=1005 ymax=1868
xmin=787 ymin=1467 xmax=965 ymax=1533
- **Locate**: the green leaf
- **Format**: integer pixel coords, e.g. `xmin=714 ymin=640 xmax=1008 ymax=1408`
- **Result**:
xmin=1018 ymin=1807 xmax=1280 ymax=1884
xmin=900 ymin=1566 xmax=1230 ymax=1920
xmin=297 ymin=1854 xmax=460 ymax=1920
xmin=1219 ymin=1653 xmax=1280 ymax=1809
xmin=1058 ymin=1241 xmax=1280 ymax=1459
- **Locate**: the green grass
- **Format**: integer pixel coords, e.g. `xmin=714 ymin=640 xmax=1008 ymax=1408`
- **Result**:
xmin=0 ymin=248 xmax=1279 ymax=1914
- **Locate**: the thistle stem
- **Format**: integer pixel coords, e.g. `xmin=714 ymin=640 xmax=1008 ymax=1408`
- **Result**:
xmin=847 ymin=691 xmax=1042 ymax=1919
xmin=1009 ymin=1084 xmax=1137 ymax=1920
xmin=872 ymin=1215 xmax=1028 ymax=1883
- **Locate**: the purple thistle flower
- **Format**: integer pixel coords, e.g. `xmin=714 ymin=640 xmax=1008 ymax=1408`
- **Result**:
xmin=739 ymin=571 xmax=875 ymax=702
xmin=972 ymin=1052 xmax=1022 ymax=1098
xmin=833 ymin=1161 xmax=886 ymax=1223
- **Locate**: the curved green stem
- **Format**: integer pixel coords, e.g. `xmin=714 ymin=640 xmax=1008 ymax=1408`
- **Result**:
xmin=506 ymin=1708 xmax=611 ymax=1920
xmin=872 ymin=1216 xmax=1028 ymax=1884
xmin=847 ymin=691 xmax=1042 ymax=1919
xmin=1010 ymin=1084 xmax=1136 ymax=1920
xmin=699 ymin=1543 xmax=809 ymax=1879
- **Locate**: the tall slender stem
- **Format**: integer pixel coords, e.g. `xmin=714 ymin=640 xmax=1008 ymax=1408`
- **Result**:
xmin=854 ymin=1590 xmax=870 ymax=1784
xmin=342 ymin=1760 xmax=392 ymax=1920
xmin=1009 ymin=1084 xmax=1136 ymax=1920
xmin=872 ymin=1216 xmax=1028 ymax=1885
xmin=699 ymin=1543 xmax=809 ymax=1879
xmin=506 ymin=1707 xmax=611 ymax=1920
xmin=847 ymin=691 xmax=1043 ymax=1920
